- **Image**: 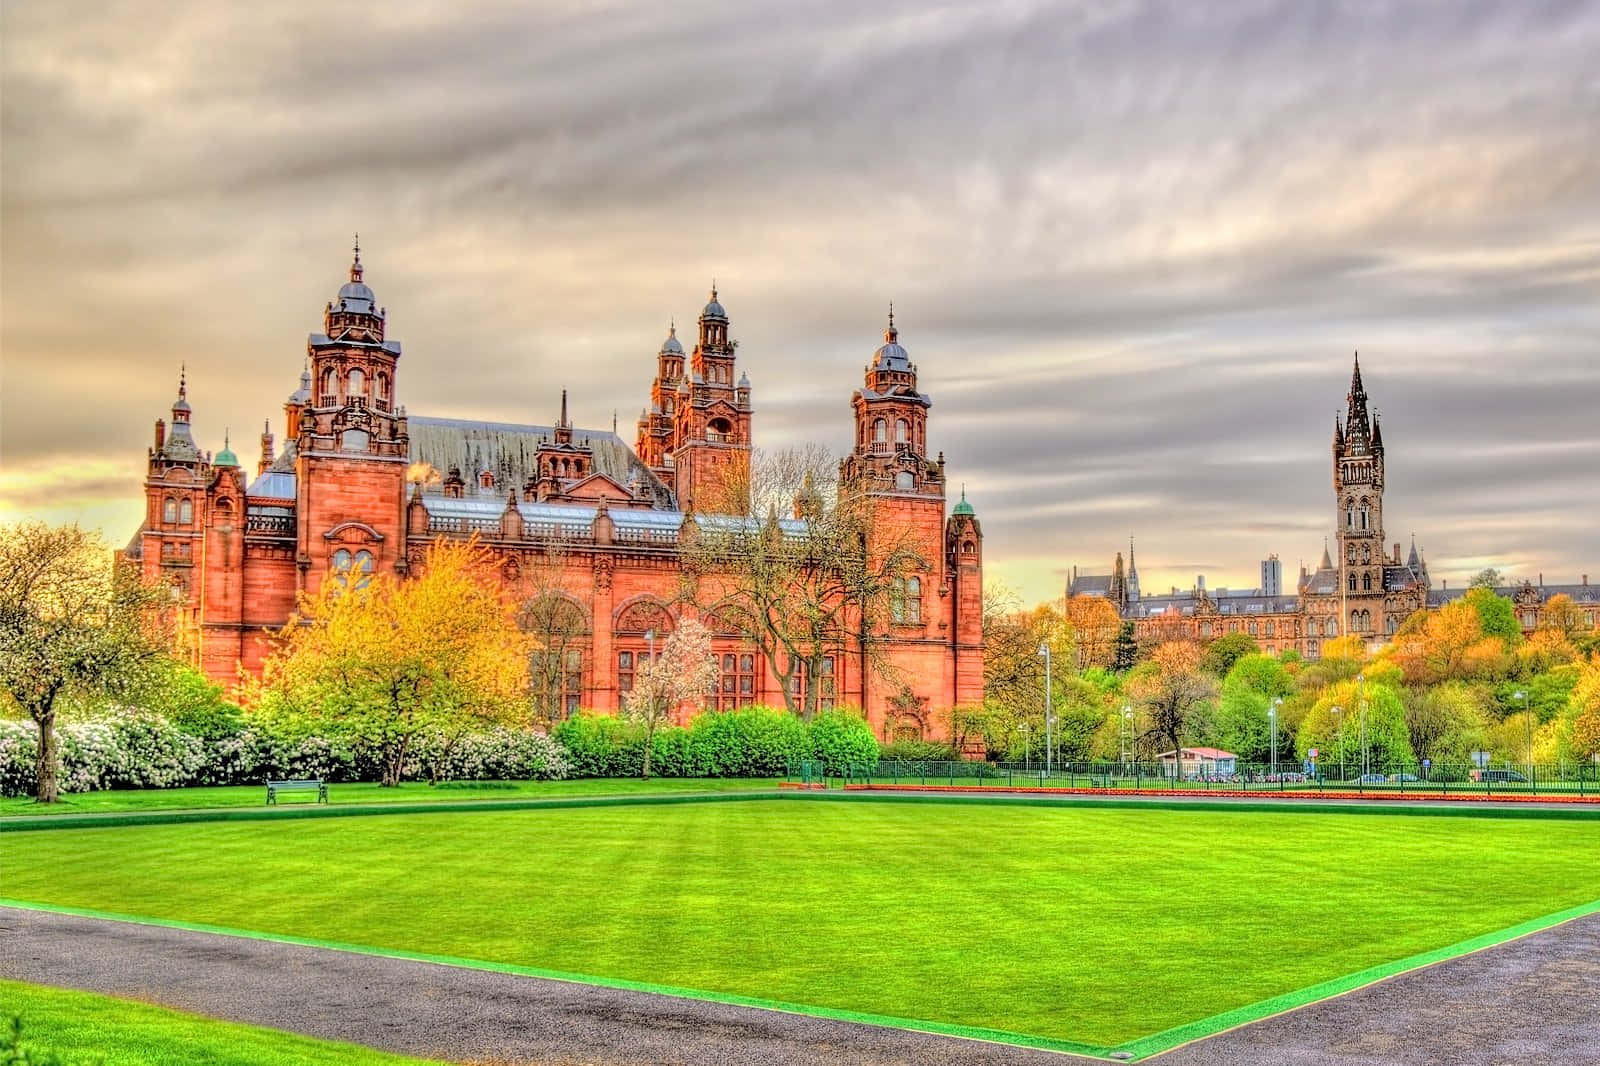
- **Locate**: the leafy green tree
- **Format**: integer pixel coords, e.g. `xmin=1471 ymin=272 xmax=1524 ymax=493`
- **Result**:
xmin=1297 ymin=680 xmax=1414 ymax=776
xmin=145 ymin=661 xmax=244 ymax=739
xmin=1464 ymin=587 xmax=1522 ymax=647
xmin=1564 ymin=658 xmax=1600 ymax=761
xmin=1201 ymin=632 xmax=1260 ymax=678
xmin=1213 ymin=654 xmax=1293 ymax=761
xmin=1469 ymin=568 xmax=1504 ymax=589
xmin=1400 ymin=682 xmax=1488 ymax=764
xmin=0 ymin=522 xmax=170 ymax=803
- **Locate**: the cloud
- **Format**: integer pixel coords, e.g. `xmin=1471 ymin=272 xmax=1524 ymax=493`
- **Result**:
xmin=2 ymin=0 xmax=1598 ymax=606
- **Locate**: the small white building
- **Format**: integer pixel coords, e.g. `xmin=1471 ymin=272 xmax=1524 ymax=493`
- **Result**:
xmin=1157 ymin=747 xmax=1238 ymax=778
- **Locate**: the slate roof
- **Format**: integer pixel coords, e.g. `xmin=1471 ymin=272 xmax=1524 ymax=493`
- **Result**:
xmin=1428 ymin=583 xmax=1600 ymax=608
xmin=407 ymin=416 xmax=675 ymax=509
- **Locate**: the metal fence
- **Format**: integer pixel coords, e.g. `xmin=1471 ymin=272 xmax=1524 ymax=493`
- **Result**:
xmin=785 ymin=759 xmax=1600 ymax=798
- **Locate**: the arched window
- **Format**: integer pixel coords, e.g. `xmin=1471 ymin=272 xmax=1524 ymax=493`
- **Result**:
xmin=1362 ymin=573 xmax=1372 ymax=592
xmin=348 ymin=368 xmax=365 ymax=397
xmin=962 ymin=540 xmax=975 ymax=554
xmin=896 ymin=418 xmax=909 ymax=444
xmin=906 ymin=577 xmax=922 ymax=623
xmin=321 ymin=368 xmax=337 ymax=403
xmin=375 ymin=372 xmax=390 ymax=410
xmin=1359 ymin=506 xmax=1370 ymax=531
xmin=1328 ymin=618 xmax=1339 ymax=637
xmin=178 ymin=499 xmax=193 ymax=524
xmin=163 ymin=497 xmax=177 ymax=523
xmin=1346 ymin=508 xmax=1354 ymax=530
xmin=479 ymin=471 xmax=494 ymax=489
xmin=874 ymin=419 xmax=886 ymax=443
xmin=331 ymin=548 xmax=375 ymax=590
xmin=1309 ymin=619 xmax=1320 ymax=637
xmin=1386 ymin=615 xmax=1398 ymax=635
xmin=1347 ymin=543 xmax=1357 ymax=563
xmin=1348 ymin=573 xmax=1357 ymax=592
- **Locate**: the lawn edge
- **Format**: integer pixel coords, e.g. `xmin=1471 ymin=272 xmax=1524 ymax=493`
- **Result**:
xmin=0 ymin=898 xmax=1112 ymax=1061
xmin=1113 ymin=896 xmax=1600 ymax=1060
xmin=0 ymin=977 xmax=450 ymax=1065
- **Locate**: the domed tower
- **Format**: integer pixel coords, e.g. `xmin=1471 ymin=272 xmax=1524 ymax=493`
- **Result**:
xmin=637 ymin=323 xmax=685 ymax=470
xmin=660 ymin=285 xmax=753 ymax=513
xmin=841 ymin=306 xmax=941 ymax=499
xmin=946 ymin=488 xmax=985 ymax=707
xmin=139 ymin=369 xmax=214 ymax=653
xmin=294 ymin=238 xmax=411 ymax=594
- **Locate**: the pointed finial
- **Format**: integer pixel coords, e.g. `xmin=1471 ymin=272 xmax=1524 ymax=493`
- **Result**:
xmin=560 ymin=388 xmax=569 ymax=426
xmin=179 ymin=363 xmax=187 ymax=397
xmin=612 ymin=409 xmax=618 ymax=433
xmin=350 ymin=233 xmax=363 ymax=282
xmin=669 ymin=317 xmax=676 ymax=335
xmin=961 ymin=482 xmax=966 ymax=501
xmin=710 ymin=278 xmax=717 ymax=299
xmin=888 ymin=301 xmax=895 ymax=329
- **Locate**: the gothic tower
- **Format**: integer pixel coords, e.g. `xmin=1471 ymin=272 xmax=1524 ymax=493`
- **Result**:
xmin=1333 ymin=352 xmax=1386 ymax=635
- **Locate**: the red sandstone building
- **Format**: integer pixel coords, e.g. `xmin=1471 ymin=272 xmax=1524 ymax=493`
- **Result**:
xmin=125 ymin=247 xmax=985 ymax=739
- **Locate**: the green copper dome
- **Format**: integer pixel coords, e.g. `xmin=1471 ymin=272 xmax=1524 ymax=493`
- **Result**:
xmin=214 ymin=430 xmax=239 ymax=468
xmin=952 ymin=487 xmax=974 ymax=516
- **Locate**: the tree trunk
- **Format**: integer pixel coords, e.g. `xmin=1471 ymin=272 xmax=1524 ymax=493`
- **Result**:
xmin=642 ymin=720 xmax=655 ymax=779
xmin=384 ymin=736 xmax=408 ymax=788
xmin=34 ymin=708 xmax=60 ymax=804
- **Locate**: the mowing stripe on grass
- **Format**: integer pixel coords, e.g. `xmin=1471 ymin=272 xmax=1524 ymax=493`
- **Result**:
xmin=7 ymin=786 xmax=1599 ymax=834
xmin=1112 ymin=896 xmax=1600 ymax=1060
xmin=7 ymin=893 xmax=1598 ymax=1063
xmin=0 ymin=898 xmax=1112 ymax=1060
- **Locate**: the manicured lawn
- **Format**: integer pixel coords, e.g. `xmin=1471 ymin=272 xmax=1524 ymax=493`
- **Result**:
xmin=0 ymin=777 xmax=781 ymax=817
xmin=0 ymin=980 xmax=442 ymax=1065
xmin=4 ymin=799 xmax=1597 ymax=1049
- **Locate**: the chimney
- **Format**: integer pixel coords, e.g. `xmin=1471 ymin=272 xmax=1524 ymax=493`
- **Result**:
xmin=1539 ymin=573 xmax=1543 ymax=587
xmin=1393 ymin=543 xmax=1401 ymax=564
xmin=1584 ymin=574 xmax=1589 ymax=586
xmin=154 ymin=418 xmax=166 ymax=451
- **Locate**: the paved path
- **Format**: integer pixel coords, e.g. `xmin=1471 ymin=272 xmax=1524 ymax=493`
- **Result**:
xmin=2 ymin=905 xmax=1597 ymax=1064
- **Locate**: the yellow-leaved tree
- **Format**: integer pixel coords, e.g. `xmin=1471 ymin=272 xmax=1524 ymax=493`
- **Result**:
xmin=258 ymin=539 xmax=530 ymax=787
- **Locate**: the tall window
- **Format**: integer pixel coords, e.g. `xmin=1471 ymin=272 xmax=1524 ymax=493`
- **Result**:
xmin=163 ymin=497 xmax=177 ymax=523
xmin=348 ymin=368 xmax=365 ymax=397
xmin=1348 ymin=573 xmax=1357 ymax=592
xmin=874 ymin=418 xmax=887 ymax=443
xmin=178 ymin=499 xmax=193 ymax=524
xmin=891 ymin=577 xmax=922 ymax=623
xmin=1362 ymin=572 xmax=1372 ymax=591
xmin=375 ymin=372 xmax=391 ymax=411
xmin=716 ymin=652 xmax=757 ymax=710
xmin=789 ymin=656 xmax=835 ymax=710
xmin=1327 ymin=618 xmax=1339 ymax=637
xmin=896 ymin=418 xmax=909 ymax=444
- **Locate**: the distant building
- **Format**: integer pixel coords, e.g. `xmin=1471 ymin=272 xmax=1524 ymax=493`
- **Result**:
xmin=1158 ymin=748 xmax=1238 ymax=778
xmin=1261 ymin=555 xmax=1281 ymax=597
xmin=1070 ymin=356 xmax=1597 ymax=657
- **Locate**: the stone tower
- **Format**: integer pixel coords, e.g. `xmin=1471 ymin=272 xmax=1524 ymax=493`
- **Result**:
xmin=1333 ymin=352 xmax=1387 ymax=635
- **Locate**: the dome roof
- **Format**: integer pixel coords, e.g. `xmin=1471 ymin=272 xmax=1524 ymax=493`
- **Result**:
xmin=702 ymin=284 xmax=727 ymax=321
xmin=872 ymin=309 xmax=912 ymax=371
xmin=952 ymin=488 xmax=975 ymax=517
xmin=215 ymin=433 xmax=239 ymax=467
xmin=337 ymin=280 xmax=376 ymax=313
xmin=660 ymin=324 xmax=683 ymax=355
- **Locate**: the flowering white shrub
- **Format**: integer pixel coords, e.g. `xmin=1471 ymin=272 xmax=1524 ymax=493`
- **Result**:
xmin=0 ymin=712 xmax=567 ymax=795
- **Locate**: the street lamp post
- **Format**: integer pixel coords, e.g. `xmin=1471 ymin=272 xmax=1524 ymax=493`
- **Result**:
xmin=1332 ymin=706 xmax=1343 ymax=782
xmin=1038 ymin=642 xmax=1053 ymax=776
xmin=1120 ymin=705 xmax=1133 ymax=769
xmin=1357 ymin=673 xmax=1367 ymax=778
xmin=1269 ymin=697 xmax=1282 ymax=781
xmin=1515 ymin=689 xmax=1530 ymax=782
xmin=645 ymin=628 xmax=658 ymax=725
xmin=1021 ymin=722 xmax=1030 ymax=773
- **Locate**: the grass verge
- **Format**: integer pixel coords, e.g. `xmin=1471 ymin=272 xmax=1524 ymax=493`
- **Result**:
xmin=0 ymin=980 xmax=444 ymax=1065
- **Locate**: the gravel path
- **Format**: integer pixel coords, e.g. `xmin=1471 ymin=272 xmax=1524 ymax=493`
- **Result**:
xmin=2 ymin=905 xmax=1596 ymax=1064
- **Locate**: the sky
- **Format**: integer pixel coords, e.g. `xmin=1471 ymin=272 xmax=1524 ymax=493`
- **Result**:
xmin=2 ymin=0 xmax=1597 ymax=607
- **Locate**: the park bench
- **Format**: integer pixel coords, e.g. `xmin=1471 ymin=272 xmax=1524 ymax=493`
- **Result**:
xmin=266 ymin=779 xmax=328 ymax=805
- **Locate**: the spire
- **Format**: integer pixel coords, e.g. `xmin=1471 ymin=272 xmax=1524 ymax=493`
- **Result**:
xmin=554 ymin=388 xmax=572 ymax=445
xmin=350 ymin=233 xmax=363 ymax=282
xmin=884 ymin=301 xmax=899 ymax=344
xmin=1319 ymin=538 xmax=1334 ymax=571
xmin=1407 ymin=533 xmax=1420 ymax=569
xmin=1128 ymin=536 xmax=1138 ymax=577
xmin=172 ymin=365 xmax=192 ymax=422
xmin=1346 ymin=350 xmax=1370 ymax=439
xmin=559 ymin=388 xmax=569 ymax=428
xmin=1371 ymin=412 xmax=1383 ymax=448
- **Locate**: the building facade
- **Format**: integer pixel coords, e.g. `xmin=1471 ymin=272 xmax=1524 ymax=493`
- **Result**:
xmin=1071 ymin=356 xmax=1597 ymax=655
xmin=123 ymin=248 xmax=985 ymax=739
